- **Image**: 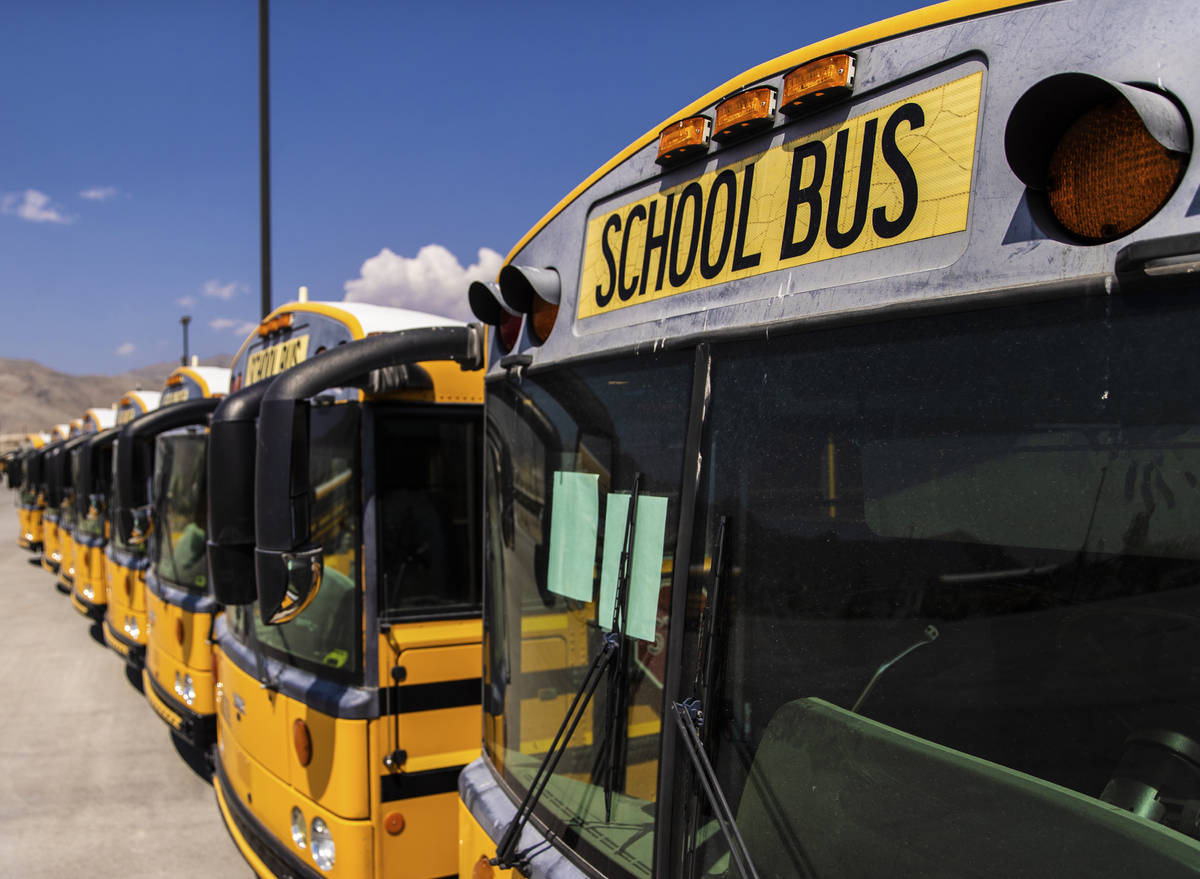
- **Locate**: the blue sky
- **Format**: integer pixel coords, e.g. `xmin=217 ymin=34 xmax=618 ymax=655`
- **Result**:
xmin=1 ymin=0 xmax=924 ymax=374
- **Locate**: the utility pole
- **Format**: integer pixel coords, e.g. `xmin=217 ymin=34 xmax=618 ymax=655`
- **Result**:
xmin=180 ymin=315 xmax=191 ymax=366
xmin=259 ymin=0 xmax=272 ymax=319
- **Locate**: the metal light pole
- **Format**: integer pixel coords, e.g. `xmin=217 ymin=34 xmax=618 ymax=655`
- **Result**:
xmin=180 ymin=315 xmax=191 ymax=366
xmin=259 ymin=0 xmax=272 ymax=319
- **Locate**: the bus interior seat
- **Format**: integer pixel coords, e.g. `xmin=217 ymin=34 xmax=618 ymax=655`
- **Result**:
xmin=732 ymin=697 xmax=1200 ymax=879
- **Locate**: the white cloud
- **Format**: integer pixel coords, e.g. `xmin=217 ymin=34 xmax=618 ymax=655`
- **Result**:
xmin=203 ymin=279 xmax=246 ymax=300
xmin=210 ymin=317 xmax=256 ymax=336
xmin=343 ymin=244 xmax=503 ymax=322
xmin=1 ymin=189 xmax=73 ymax=224
xmin=115 ymin=341 xmax=135 ymax=356
xmin=80 ymin=186 xmax=118 ymax=201
xmin=177 ymin=295 xmax=196 ymax=307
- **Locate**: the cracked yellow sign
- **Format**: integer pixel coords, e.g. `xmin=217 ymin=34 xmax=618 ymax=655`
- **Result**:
xmin=577 ymin=71 xmax=982 ymax=319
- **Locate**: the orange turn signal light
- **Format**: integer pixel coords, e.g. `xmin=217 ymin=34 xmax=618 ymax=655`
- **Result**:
xmin=166 ymin=375 xmax=184 ymax=387
xmin=293 ymin=718 xmax=313 ymax=767
xmin=473 ymin=856 xmax=495 ymax=879
xmin=384 ymin=811 xmax=405 ymax=835
xmin=781 ymin=53 xmax=855 ymax=115
xmin=656 ymin=116 xmax=711 ymax=166
xmin=174 ymin=618 xmax=185 ymax=645
xmin=257 ymin=312 xmax=294 ymax=336
xmin=714 ymin=87 xmax=776 ymax=142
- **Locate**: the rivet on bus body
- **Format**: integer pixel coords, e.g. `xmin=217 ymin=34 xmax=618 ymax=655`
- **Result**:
xmin=384 ymin=811 xmax=405 ymax=835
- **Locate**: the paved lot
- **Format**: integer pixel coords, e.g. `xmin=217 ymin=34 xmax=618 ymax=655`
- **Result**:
xmin=0 ymin=490 xmax=251 ymax=877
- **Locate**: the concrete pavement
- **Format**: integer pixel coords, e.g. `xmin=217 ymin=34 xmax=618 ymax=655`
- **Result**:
xmin=0 ymin=490 xmax=251 ymax=877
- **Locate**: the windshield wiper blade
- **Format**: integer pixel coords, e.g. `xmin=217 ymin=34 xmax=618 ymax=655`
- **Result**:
xmin=600 ymin=472 xmax=641 ymax=822
xmin=682 ymin=516 xmax=729 ymax=876
xmin=671 ymin=699 xmax=761 ymax=879
xmin=492 ymin=630 xmax=618 ymax=871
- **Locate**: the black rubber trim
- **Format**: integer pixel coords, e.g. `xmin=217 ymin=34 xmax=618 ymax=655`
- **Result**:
xmin=215 ymin=757 xmax=325 ymax=879
xmin=377 ymin=678 xmax=481 ymax=715
xmin=380 ymin=764 xmax=463 ymax=802
xmin=73 ymin=589 xmax=106 ymax=620
xmin=103 ymin=618 xmax=146 ymax=669
xmin=146 ymin=670 xmax=215 ymax=748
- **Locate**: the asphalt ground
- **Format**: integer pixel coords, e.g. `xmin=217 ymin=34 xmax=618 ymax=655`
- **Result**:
xmin=0 ymin=490 xmax=251 ymax=877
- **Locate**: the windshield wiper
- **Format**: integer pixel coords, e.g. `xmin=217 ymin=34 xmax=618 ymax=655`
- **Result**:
xmin=492 ymin=471 xmax=644 ymax=871
xmin=599 ymin=472 xmax=641 ymax=822
xmin=492 ymin=630 xmax=618 ymax=871
xmin=671 ymin=699 xmax=760 ymax=879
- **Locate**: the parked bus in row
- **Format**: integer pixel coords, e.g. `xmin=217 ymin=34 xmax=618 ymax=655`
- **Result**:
xmin=459 ymin=1 xmax=1200 ymax=877
xmin=124 ymin=366 xmax=231 ymax=706
xmin=57 ymin=407 xmax=117 ymax=598
xmin=15 ymin=432 xmax=48 ymax=552
xmin=38 ymin=424 xmax=73 ymax=574
xmin=208 ymin=301 xmax=484 ymax=879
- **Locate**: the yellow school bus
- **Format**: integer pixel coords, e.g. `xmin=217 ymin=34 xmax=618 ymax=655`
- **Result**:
xmin=460 ymin=1 xmax=1200 ymax=877
xmin=38 ymin=424 xmax=74 ymax=575
xmin=106 ymin=369 xmax=229 ymax=679
xmin=208 ymin=301 xmax=485 ymax=879
xmin=97 ymin=390 xmax=165 ymax=644
xmin=59 ymin=407 xmax=120 ymax=595
xmin=15 ymin=432 xmax=48 ymax=552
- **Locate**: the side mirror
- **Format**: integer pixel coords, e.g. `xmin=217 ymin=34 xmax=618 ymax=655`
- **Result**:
xmin=255 ymin=545 xmax=324 ymax=624
xmin=128 ymin=504 xmax=154 ymax=546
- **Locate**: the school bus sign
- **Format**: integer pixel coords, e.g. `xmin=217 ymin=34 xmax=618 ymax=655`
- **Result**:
xmin=578 ymin=71 xmax=982 ymax=319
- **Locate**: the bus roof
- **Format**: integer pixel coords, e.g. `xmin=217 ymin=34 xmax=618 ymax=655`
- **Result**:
xmin=83 ymin=408 xmax=118 ymax=431
xmin=120 ymin=390 xmax=163 ymax=411
xmin=502 ymin=0 xmax=1030 ymax=266
xmin=164 ymin=366 xmax=231 ymax=398
xmin=232 ymin=300 xmax=465 ymax=367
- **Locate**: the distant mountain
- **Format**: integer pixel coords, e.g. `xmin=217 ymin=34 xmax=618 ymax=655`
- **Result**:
xmin=0 ymin=355 xmax=232 ymax=438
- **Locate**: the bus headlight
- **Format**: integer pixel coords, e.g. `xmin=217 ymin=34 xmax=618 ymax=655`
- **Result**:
xmin=82 ymin=585 xmax=94 ymax=601
xmin=124 ymin=616 xmax=140 ymax=640
xmin=290 ymin=807 xmax=307 ymax=849
xmin=310 ymin=817 xmax=335 ymax=870
xmin=183 ymin=674 xmax=195 ymax=706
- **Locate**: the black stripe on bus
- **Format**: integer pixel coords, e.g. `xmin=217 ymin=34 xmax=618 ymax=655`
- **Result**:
xmin=377 ymin=678 xmax=480 ymax=714
xmin=380 ymin=765 xmax=464 ymax=802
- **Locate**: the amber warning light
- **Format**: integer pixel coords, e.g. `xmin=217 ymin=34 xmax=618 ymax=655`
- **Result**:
xmin=714 ymin=87 xmax=777 ymax=142
xmin=657 ymin=116 xmax=712 ymax=166
xmin=782 ymin=53 xmax=856 ymax=115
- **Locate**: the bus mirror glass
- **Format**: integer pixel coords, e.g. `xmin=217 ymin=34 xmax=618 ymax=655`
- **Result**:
xmin=256 ymin=545 xmax=323 ymax=625
xmin=128 ymin=504 xmax=154 ymax=546
xmin=87 ymin=493 xmax=105 ymax=519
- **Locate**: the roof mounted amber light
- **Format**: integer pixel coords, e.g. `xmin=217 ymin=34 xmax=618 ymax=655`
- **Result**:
xmin=468 ymin=280 xmax=523 ymax=354
xmin=499 ymin=265 xmax=561 ymax=346
xmin=714 ymin=87 xmax=777 ymax=143
xmin=656 ymin=116 xmax=711 ymax=166
xmin=1006 ymin=73 xmax=1190 ymax=244
xmin=781 ymin=53 xmax=855 ymax=116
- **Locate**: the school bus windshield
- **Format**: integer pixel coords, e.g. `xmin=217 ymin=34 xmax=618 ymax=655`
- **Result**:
xmin=484 ymin=351 xmax=693 ymax=879
xmin=676 ymin=290 xmax=1200 ymax=875
xmin=153 ymin=432 xmax=208 ymax=592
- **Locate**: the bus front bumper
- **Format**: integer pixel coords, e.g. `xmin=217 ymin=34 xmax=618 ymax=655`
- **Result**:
xmin=144 ymin=668 xmax=215 ymax=748
xmin=214 ymin=758 xmax=325 ymax=879
xmin=70 ymin=587 xmax=106 ymax=620
xmin=103 ymin=618 xmax=146 ymax=668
